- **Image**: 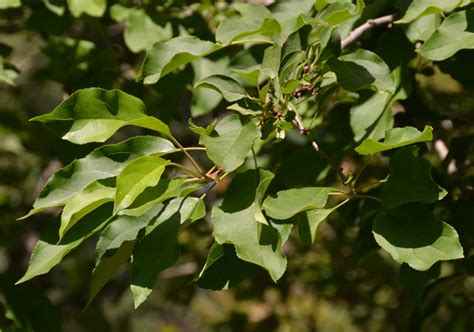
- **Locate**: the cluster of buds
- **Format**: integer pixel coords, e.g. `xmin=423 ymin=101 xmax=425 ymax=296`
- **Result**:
xmin=292 ymin=83 xmax=313 ymax=98
xmin=258 ymin=107 xmax=283 ymax=128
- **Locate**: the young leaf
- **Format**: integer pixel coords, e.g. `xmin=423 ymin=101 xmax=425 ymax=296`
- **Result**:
xmin=59 ymin=180 xmax=115 ymax=239
xmin=263 ymin=187 xmax=334 ymax=220
xmin=329 ymin=49 xmax=396 ymax=93
xmin=0 ymin=0 xmax=21 ymax=9
xmin=31 ymin=88 xmax=171 ymax=144
xmin=130 ymin=197 xmax=205 ymax=307
xmin=114 ymin=155 xmax=170 ymax=213
xmin=200 ymin=114 xmax=261 ymax=172
xmin=418 ymin=10 xmax=474 ymax=61
xmin=355 ymin=125 xmax=433 ymax=155
xmin=17 ymin=204 xmax=114 ymax=284
xmin=317 ymin=0 xmax=365 ymax=26
xmin=139 ymin=36 xmax=220 ymax=84
xmin=373 ymin=203 xmax=464 ymax=271
xmin=20 ymin=136 xmax=174 ymax=219
xmin=197 ymin=243 xmax=260 ymax=290
xmin=380 ymin=147 xmax=447 ymax=209
xmin=212 ymin=170 xmax=292 ymax=281
xmin=260 ymin=44 xmax=282 ymax=79
xmin=67 ymin=0 xmax=106 ymax=17
xmin=215 ymin=3 xmax=280 ymax=45
xmin=195 ymin=74 xmax=248 ymax=102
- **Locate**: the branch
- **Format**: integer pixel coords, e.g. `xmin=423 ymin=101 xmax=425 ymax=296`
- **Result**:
xmin=341 ymin=13 xmax=398 ymax=49
xmin=312 ymin=141 xmax=347 ymax=184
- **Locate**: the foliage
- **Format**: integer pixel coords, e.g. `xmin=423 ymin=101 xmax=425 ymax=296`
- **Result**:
xmin=1 ymin=0 xmax=473 ymax=330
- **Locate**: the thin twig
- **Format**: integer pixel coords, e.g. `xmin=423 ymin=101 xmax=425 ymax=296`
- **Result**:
xmin=312 ymin=141 xmax=347 ymax=184
xmin=341 ymin=13 xmax=398 ymax=49
xmin=169 ymin=136 xmax=205 ymax=176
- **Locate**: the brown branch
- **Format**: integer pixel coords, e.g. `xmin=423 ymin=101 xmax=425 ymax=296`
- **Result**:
xmin=312 ymin=141 xmax=347 ymax=184
xmin=341 ymin=13 xmax=398 ymax=49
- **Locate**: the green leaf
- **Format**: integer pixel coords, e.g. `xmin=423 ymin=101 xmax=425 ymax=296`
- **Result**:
xmin=329 ymin=49 xmax=396 ymax=93
xmin=355 ymin=125 xmax=433 ymax=155
xmin=200 ymin=114 xmax=261 ymax=172
xmin=67 ymin=0 xmax=106 ymax=17
xmin=191 ymin=57 xmax=228 ymax=117
xmin=88 ymin=241 xmax=134 ymax=306
xmin=380 ymin=147 xmax=447 ymax=209
xmin=197 ymin=243 xmax=260 ymax=290
xmin=31 ymin=88 xmax=171 ymax=144
xmin=0 ymin=56 xmax=19 ymax=85
xmin=130 ymin=197 xmax=204 ymax=307
xmin=373 ymin=203 xmax=464 ymax=270
xmin=263 ymin=187 xmax=334 ymax=220
xmin=404 ymin=13 xmax=442 ymax=43
xmin=297 ymin=205 xmax=340 ymax=245
xmin=396 ymin=0 xmax=463 ymax=24
xmin=60 ymin=180 xmax=115 ymax=239
xmin=317 ymin=0 xmax=365 ymax=26
xmin=260 ymin=44 xmax=281 ymax=79
xmin=216 ymin=3 xmax=281 ymax=45
xmin=350 ymin=91 xmax=394 ymax=142
xmin=0 ymin=0 xmax=21 ymax=9
xmin=17 ymin=204 xmax=114 ymax=284
xmin=140 ymin=36 xmax=220 ymax=84
xmin=20 ymin=136 xmax=174 ymax=219
xmin=212 ymin=170 xmax=292 ymax=281
xmin=119 ymin=178 xmax=184 ymax=217
xmin=123 ymin=9 xmax=172 ymax=53
xmin=195 ymin=74 xmax=248 ymax=102
xmin=95 ymin=205 xmax=163 ymax=264
xmin=418 ymin=10 xmax=474 ymax=61
xmin=114 ymin=155 xmax=170 ymax=213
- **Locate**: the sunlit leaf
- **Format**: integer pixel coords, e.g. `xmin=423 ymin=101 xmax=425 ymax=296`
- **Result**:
xmin=355 ymin=126 xmax=433 ymax=155
xmin=396 ymin=0 xmax=462 ymax=24
xmin=140 ymin=36 xmax=220 ymax=84
xmin=20 ymin=136 xmax=174 ymax=219
xmin=31 ymin=88 xmax=171 ymax=144
xmin=263 ymin=187 xmax=334 ymax=220
xmin=200 ymin=114 xmax=260 ymax=172
xmin=67 ymin=0 xmax=106 ymax=17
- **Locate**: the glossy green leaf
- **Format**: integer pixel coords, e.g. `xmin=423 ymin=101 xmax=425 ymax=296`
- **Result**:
xmin=88 ymin=241 xmax=134 ymax=306
xmin=31 ymin=88 xmax=171 ymax=144
xmin=119 ymin=178 xmax=184 ymax=217
xmin=195 ymin=74 xmax=248 ymax=102
xmin=200 ymin=114 xmax=261 ymax=172
xmin=67 ymin=0 xmax=106 ymax=17
xmin=396 ymin=0 xmax=462 ymax=24
xmin=17 ymin=204 xmax=114 ymax=284
xmin=212 ymin=170 xmax=292 ymax=281
xmin=380 ymin=147 xmax=447 ymax=209
xmin=373 ymin=204 xmax=464 ymax=270
xmin=216 ymin=3 xmax=280 ymax=45
xmin=20 ymin=136 xmax=174 ymax=219
xmin=60 ymin=180 xmax=115 ymax=239
xmin=418 ymin=10 xmax=474 ymax=61
xmin=131 ymin=197 xmax=204 ymax=307
xmin=0 ymin=0 xmax=20 ymax=9
xmin=355 ymin=125 xmax=433 ymax=155
xmin=197 ymin=243 xmax=260 ymax=290
xmin=140 ymin=36 xmax=220 ymax=84
xmin=329 ymin=49 xmax=396 ymax=93
xmin=114 ymin=155 xmax=170 ymax=213
xmin=350 ymin=91 xmax=394 ymax=142
xmin=263 ymin=187 xmax=334 ymax=220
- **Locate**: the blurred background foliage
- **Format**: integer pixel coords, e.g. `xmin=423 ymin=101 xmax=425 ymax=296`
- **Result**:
xmin=0 ymin=0 xmax=473 ymax=331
